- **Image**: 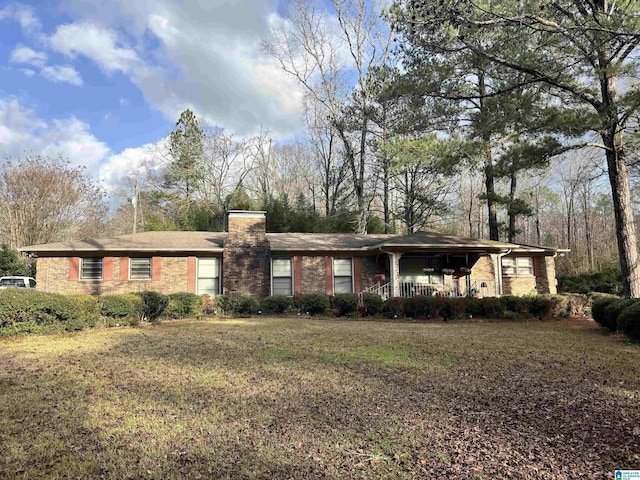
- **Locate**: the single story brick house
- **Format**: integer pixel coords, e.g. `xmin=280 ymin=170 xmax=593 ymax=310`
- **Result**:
xmin=20 ymin=211 xmax=563 ymax=299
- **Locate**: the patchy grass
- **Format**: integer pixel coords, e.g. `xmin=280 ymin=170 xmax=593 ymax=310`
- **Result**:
xmin=1 ymin=317 xmax=639 ymax=479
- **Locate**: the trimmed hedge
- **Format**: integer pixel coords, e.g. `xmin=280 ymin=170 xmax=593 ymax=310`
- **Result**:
xmin=99 ymin=294 xmax=144 ymax=325
xmin=616 ymin=301 xmax=640 ymax=340
xmin=261 ymin=295 xmax=293 ymax=314
xmin=0 ymin=290 xmax=100 ymax=335
xmin=296 ymin=293 xmax=330 ymax=316
xmin=331 ymin=293 xmax=359 ymax=317
xmin=591 ymin=296 xmax=620 ymax=331
xmin=602 ymin=299 xmax=636 ymax=332
xmin=135 ymin=291 xmax=169 ymax=323
xmin=228 ymin=296 xmax=260 ymax=316
xmin=361 ymin=293 xmax=383 ymax=316
xmin=165 ymin=292 xmax=203 ymax=319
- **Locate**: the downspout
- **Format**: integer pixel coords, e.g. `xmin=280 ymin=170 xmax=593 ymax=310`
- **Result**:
xmin=496 ymin=249 xmax=511 ymax=297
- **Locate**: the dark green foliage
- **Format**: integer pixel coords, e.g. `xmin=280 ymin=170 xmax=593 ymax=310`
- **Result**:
xmin=331 ymin=293 xmax=360 ymax=317
xmin=602 ymin=299 xmax=637 ymax=332
xmin=501 ymin=296 xmax=529 ymax=316
xmin=403 ymin=295 xmax=430 ymax=318
xmin=616 ymin=302 xmax=640 ymax=340
xmin=136 ymin=291 xmax=169 ymax=323
xmin=361 ymin=293 xmax=383 ymax=316
xmin=67 ymin=294 xmax=100 ymax=327
xmin=558 ymin=268 xmax=623 ymax=295
xmin=261 ymin=295 xmax=293 ymax=314
xmin=0 ymin=290 xmax=92 ymax=334
xmin=296 ymin=294 xmax=330 ymax=316
xmin=591 ymin=297 xmax=619 ymax=330
xmin=99 ymin=295 xmax=144 ymax=320
xmin=382 ymin=297 xmax=405 ymax=318
xmin=0 ymin=245 xmax=32 ymax=276
xmin=228 ymin=296 xmax=261 ymax=316
xmin=482 ymin=297 xmax=506 ymax=318
xmin=524 ymin=296 xmax=554 ymax=320
xmin=465 ymin=297 xmax=485 ymax=317
xmin=165 ymin=293 xmax=203 ymax=319
xmin=448 ymin=298 xmax=467 ymax=319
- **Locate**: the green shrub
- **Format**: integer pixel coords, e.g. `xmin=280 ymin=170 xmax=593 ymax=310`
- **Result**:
xmin=448 ymin=298 xmax=468 ymax=319
xmin=501 ymin=296 xmax=529 ymax=317
xmin=361 ymin=293 xmax=383 ymax=316
xmin=558 ymin=267 xmax=622 ymax=295
xmin=404 ymin=295 xmax=430 ymax=319
xmin=296 ymin=293 xmax=330 ymax=316
xmin=99 ymin=294 xmax=143 ymax=318
xmin=616 ymin=302 xmax=640 ymax=340
xmin=591 ymin=296 xmax=618 ymax=329
xmin=602 ymin=299 xmax=637 ymax=332
xmin=382 ymin=297 xmax=405 ymax=318
xmin=331 ymin=293 xmax=359 ymax=317
xmin=136 ymin=291 xmax=168 ymax=323
xmin=261 ymin=295 xmax=293 ymax=314
xmin=0 ymin=289 xmax=91 ymax=333
xmin=465 ymin=297 xmax=485 ymax=317
xmin=228 ymin=296 xmax=260 ymax=316
xmin=482 ymin=297 xmax=506 ymax=318
xmin=527 ymin=296 xmax=556 ymax=320
xmin=67 ymin=294 xmax=100 ymax=328
xmin=165 ymin=292 xmax=203 ymax=319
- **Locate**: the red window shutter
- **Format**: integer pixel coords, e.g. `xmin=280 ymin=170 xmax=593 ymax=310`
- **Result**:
xmin=325 ymin=256 xmax=333 ymax=296
xmin=353 ymin=257 xmax=362 ymax=294
xmin=103 ymin=257 xmax=113 ymax=281
xmin=152 ymin=257 xmax=162 ymax=281
xmin=294 ymin=256 xmax=302 ymax=295
xmin=187 ymin=257 xmax=197 ymax=293
xmin=120 ymin=257 xmax=129 ymax=281
xmin=69 ymin=257 xmax=79 ymax=281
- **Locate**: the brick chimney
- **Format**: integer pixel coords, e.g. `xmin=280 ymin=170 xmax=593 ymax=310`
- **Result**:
xmin=223 ymin=211 xmax=270 ymax=297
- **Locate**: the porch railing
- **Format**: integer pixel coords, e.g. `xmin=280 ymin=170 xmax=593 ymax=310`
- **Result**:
xmin=360 ymin=279 xmax=496 ymax=301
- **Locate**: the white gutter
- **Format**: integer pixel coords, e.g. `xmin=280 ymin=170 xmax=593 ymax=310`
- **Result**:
xmin=496 ymin=249 xmax=511 ymax=296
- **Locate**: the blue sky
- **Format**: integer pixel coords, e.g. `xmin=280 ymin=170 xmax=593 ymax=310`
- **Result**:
xmin=0 ymin=0 xmax=307 ymax=195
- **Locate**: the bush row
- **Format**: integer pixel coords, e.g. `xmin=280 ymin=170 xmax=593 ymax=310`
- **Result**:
xmin=558 ymin=267 xmax=623 ymax=295
xmin=591 ymin=296 xmax=640 ymax=340
xmin=0 ymin=289 xmax=179 ymax=336
xmin=377 ymin=295 xmax=559 ymax=321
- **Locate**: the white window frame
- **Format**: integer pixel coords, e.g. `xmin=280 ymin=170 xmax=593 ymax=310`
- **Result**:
xmin=197 ymin=258 xmax=221 ymax=296
xmin=271 ymin=257 xmax=293 ymax=296
xmin=333 ymin=257 xmax=354 ymax=294
xmin=129 ymin=257 xmax=152 ymax=280
xmin=80 ymin=258 xmax=103 ymax=280
xmin=502 ymin=257 xmax=534 ymax=276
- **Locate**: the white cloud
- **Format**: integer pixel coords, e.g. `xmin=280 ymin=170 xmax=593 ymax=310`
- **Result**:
xmin=0 ymin=97 xmax=108 ymax=173
xmin=51 ymin=0 xmax=307 ymax=139
xmin=0 ymin=4 xmax=40 ymax=32
xmin=0 ymin=96 xmax=165 ymax=198
xmin=49 ymin=21 xmax=138 ymax=74
xmin=40 ymin=65 xmax=83 ymax=86
xmin=10 ymin=45 xmax=47 ymax=67
xmin=21 ymin=68 xmax=35 ymax=77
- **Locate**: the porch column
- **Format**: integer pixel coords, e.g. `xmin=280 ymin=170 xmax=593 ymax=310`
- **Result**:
xmin=389 ymin=252 xmax=402 ymax=297
xmin=490 ymin=253 xmax=502 ymax=297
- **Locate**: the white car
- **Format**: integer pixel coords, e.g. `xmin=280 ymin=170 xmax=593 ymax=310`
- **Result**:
xmin=0 ymin=276 xmax=36 ymax=289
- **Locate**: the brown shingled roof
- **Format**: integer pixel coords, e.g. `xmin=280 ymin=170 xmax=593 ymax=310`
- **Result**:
xmin=21 ymin=231 xmax=226 ymax=253
xmin=20 ymin=230 xmax=559 ymax=255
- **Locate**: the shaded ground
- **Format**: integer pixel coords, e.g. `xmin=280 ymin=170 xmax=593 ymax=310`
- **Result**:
xmin=0 ymin=317 xmax=638 ymax=479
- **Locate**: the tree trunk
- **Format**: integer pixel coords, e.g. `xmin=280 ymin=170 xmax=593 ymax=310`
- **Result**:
xmin=603 ymin=129 xmax=640 ymax=297
xmin=484 ymin=151 xmax=499 ymax=241
xmin=508 ymin=170 xmax=517 ymax=243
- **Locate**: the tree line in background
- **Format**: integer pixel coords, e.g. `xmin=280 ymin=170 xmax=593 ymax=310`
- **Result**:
xmin=1 ymin=0 xmax=640 ymax=295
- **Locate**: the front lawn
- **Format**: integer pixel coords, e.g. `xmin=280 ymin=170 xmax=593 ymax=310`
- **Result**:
xmin=0 ymin=318 xmax=638 ymax=479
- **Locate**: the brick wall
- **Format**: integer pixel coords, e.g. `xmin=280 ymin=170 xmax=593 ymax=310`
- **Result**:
xmin=300 ymin=256 xmax=326 ymax=294
xmin=361 ymin=255 xmax=385 ymax=291
xmin=503 ymin=276 xmax=537 ymax=296
xmin=223 ymin=213 xmax=269 ymax=297
xmin=535 ymin=256 xmax=557 ymax=294
xmin=36 ymin=256 xmax=194 ymax=295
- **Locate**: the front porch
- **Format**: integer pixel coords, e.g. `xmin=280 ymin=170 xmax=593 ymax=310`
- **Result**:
xmin=360 ymin=251 xmax=501 ymax=300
